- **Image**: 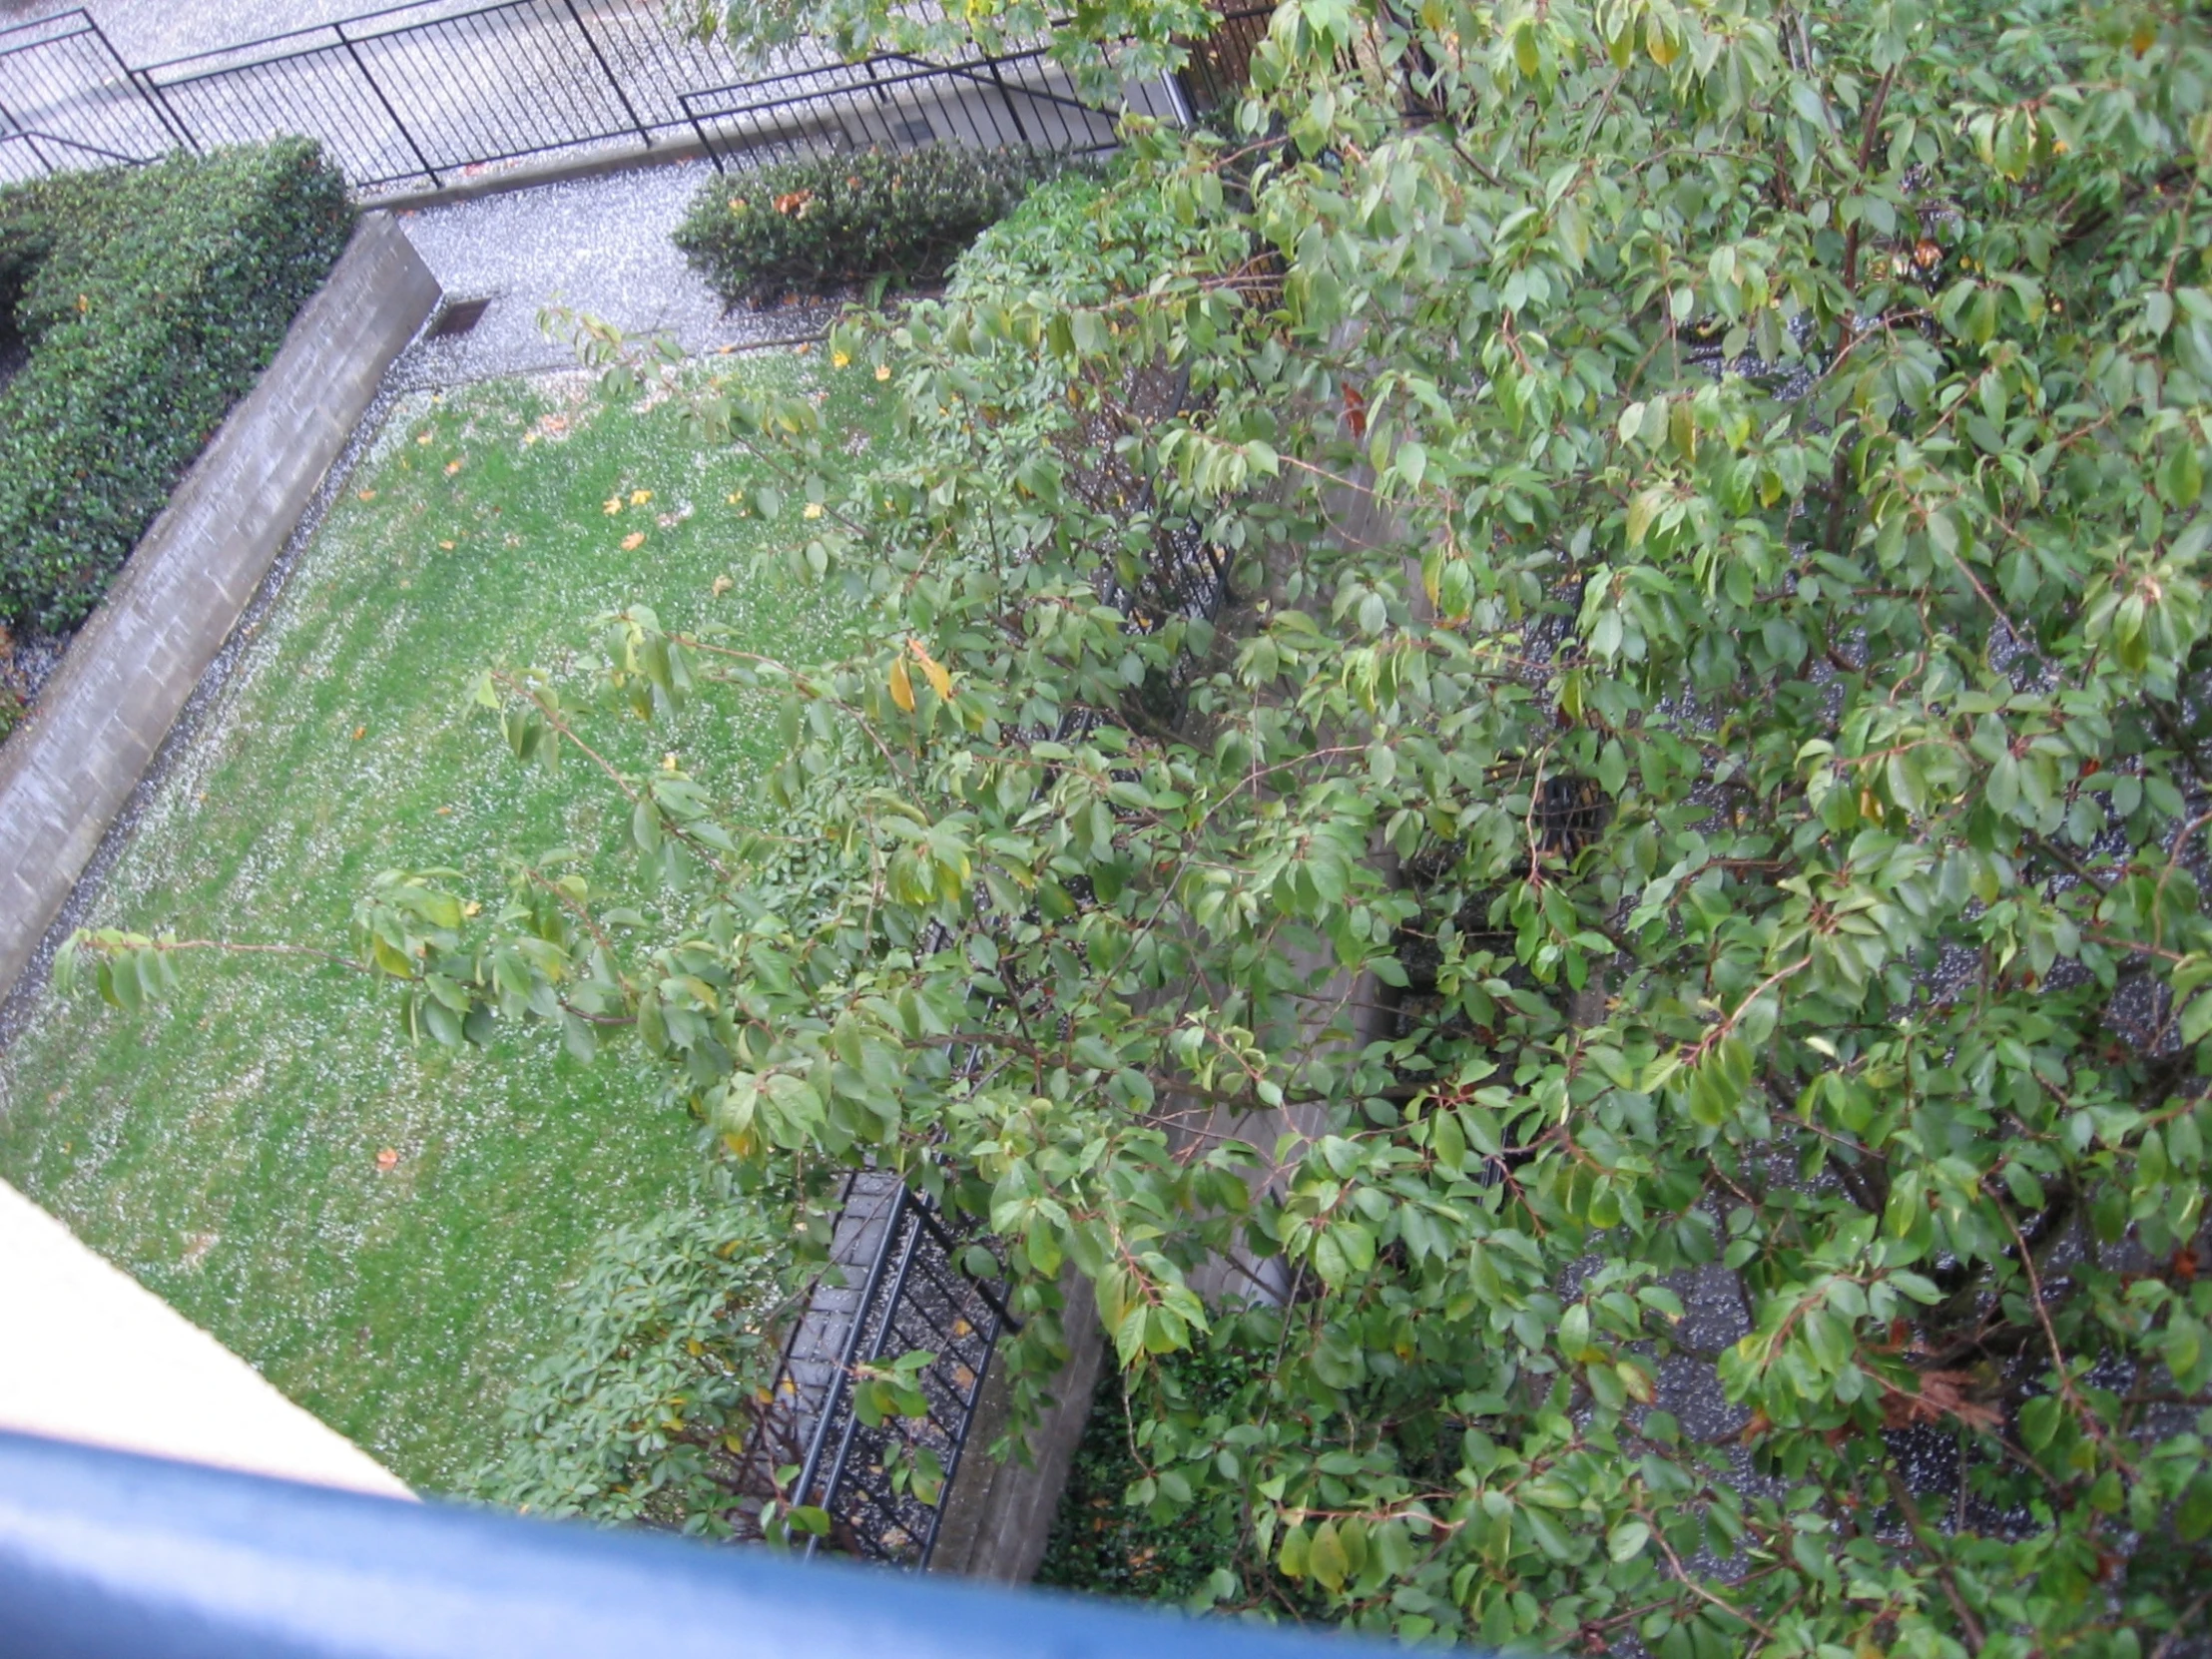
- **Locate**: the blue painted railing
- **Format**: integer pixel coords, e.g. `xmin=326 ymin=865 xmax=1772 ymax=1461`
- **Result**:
xmin=0 ymin=1428 xmax=1393 ymax=1659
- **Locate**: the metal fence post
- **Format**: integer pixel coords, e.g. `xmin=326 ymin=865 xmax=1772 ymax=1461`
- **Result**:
xmin=561 ymin=0 xmax=651 ymax=149
xmin=981 ymin=52 xmax=1030 ymax=148
xmin=0 ymin=100 xmax=54 ymax=175
xmin=131 ymin=70 xmax=200 ymax=154
xmin=334 ymin=19 xmax=440 ymax=187
xmin=79 ymin=12 xmax=188 ymax=155
xmin=679 ymin=91 xmax=721 ymax=171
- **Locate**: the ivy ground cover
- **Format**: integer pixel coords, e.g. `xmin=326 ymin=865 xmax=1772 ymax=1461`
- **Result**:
xmin=0 ymin=353 xmax=879 ymax=1490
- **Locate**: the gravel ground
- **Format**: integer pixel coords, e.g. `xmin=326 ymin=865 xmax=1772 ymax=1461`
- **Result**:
xmin=385 ymin=161 xmax=835 ymax=385
xmin=2 ymin=0 xmax=488 ymax=67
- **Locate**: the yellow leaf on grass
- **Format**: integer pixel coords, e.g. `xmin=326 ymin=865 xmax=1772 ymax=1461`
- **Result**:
xmin=444 ymin=458 xmax=462 ymax=475
xmin=621 ymin=531 xmax=646 ymax=551
xmin=416 ymin=431 xmax=432 ymax=445
xmin=875 ymin=364 xmax=891 ymax=381
xmin=603 ymin=497 xmax=622 ymax=515
xmin=803 ymin=502 xmax=824 ymax=519
xmin=888 ymin=654 xmax=914 ymax=713
xmin=357 ymin=489 xmax=376 ymax=501
xmin=631 ymin=489 xmax=652 ymax=505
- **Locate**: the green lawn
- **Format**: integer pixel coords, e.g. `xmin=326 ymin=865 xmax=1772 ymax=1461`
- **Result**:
xmin=0 ymin=354 xmax=879 ymax=1492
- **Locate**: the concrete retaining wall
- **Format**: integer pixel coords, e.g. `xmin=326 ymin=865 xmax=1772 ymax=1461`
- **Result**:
xmin=0 ymin=212 xmax=441 ymax=1003
xmin=929 ymin=1275 xmax=1106 ymax=1582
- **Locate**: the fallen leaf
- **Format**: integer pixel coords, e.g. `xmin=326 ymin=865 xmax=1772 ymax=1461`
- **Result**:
xmin=803 ymin=501 xmax=824 ymax=519
xmin=352 ymin=725 xmax=366 ymax=740
xmin=462 ymin=900 xmax=481 ymax=917
xmin=438 ymin=540 xmax=456 ymax=550
xmin=621 ymin=531 xmax=645 ymax=551
xmin=712 ymin=574 xmax=734 ymax=596
xmin=357 ymin=488 xmax=377 ymax=501
xmin=416 ymin=431 xmax=433 ymax=445
xmin=444 ymin=458 xmax=462 ymax=475
xmin=630 ymin=488 xmax=652 ymax=505
xmin=875 ymin=364 xmax=891 ymax=381
xmin=603 ymin=497 xmax=623 ymax=515
xmin=375 ymin=1148 xmax=399 ymax=1171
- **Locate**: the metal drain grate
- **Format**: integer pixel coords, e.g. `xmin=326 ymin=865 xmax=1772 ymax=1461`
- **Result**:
xmin=427 ymin=297 xmax=490 ymax=338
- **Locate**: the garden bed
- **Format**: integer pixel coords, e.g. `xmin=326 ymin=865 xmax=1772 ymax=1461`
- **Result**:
xmin=0 ymin=355 xmax=887 ymax=1490
xmin=0 ymin=139 xmax=352 ymax=737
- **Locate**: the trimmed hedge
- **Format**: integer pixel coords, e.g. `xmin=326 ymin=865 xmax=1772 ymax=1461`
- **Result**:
xmin=673 ymin=144 xmax=1070 ymax=307
xmin=0 ymin=140 xmax=351 ymax=632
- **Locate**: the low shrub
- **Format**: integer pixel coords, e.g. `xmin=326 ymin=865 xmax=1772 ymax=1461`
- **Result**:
xmin=476 ymin=1199 xmax=806 ymax=1535
xmin=1036 ymin=1337 xmax=1270 ymax=1605
xmin=673 ymin=144 xmax=1070 ymax=307
xmin=946 ymin=163 xmax=1228 ymax=308
xmin=0 ymin=139 xmax=351 ymax=633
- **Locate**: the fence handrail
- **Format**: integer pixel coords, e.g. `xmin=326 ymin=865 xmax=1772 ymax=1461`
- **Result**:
xmin=0 ymin=1427 xmax=1408 ymax=1659
xmin=0 ymin=10 xmax=105 ymax=52
xmin=0 ymin=125 xmax=147 ymax=164
xmin=676 ymin=48 xmax=1053 ymax=120
xmin=134 ymin=0 xmax=594 ymax=72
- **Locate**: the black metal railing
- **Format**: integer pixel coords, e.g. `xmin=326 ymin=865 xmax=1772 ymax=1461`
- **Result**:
xmin=0 ymin=9 xmax=174 ymax=184
xmin=679 ymin=42 xmax=1121 ymax=172
xmin=789 ymin=1184 xmax=1014 ymax=1566
xmin=0 ymin=1 xmax=1264 ymax=195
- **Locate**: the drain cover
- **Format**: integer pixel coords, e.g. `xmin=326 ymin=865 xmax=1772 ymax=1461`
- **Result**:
xmin=428 ymin=297 xmax=490 ymax=338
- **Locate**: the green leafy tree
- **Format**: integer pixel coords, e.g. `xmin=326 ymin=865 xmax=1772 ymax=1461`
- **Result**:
xmin=69 ymin=0 xmax=2212 ymax=1650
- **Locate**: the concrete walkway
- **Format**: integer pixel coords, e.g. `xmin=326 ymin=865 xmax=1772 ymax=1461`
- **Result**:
xmin=385 ymin=159 xmax=834 ymax=386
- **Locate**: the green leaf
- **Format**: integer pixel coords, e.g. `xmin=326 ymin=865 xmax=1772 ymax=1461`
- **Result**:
xmin=1309 ymin=1519 xmax=1349 ymax=1591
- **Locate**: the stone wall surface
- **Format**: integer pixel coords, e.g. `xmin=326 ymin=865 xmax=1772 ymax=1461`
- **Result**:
xmin=928 ymin=1274 xmax=1106 ymax=1583
xmin=0 ymin=212 xmax=441 ymax=1003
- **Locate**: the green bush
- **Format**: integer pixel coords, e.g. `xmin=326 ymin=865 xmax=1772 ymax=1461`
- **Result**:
xmin=1036 ymin=1338 xmax=1271 ymax=1606
xmin=673 ymin=144 xmax=1069 ymax=307
xmin=947 ymin=165 xmax=1224 ymax=308
xmin=476 ymin=1198 xmax=806 ymax=1535
xmin=0 ymin=140 xmax=351 ymax=633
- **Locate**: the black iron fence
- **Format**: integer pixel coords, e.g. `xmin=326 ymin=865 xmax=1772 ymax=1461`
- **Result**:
xmin=790 ymin=1184 xmax=1014 ymax=1565
xmin=680 ymin=42 xmax=1127 ymax=173
xmin=0 ymin=9 xmax=176 ymax=184
xmin=0 ymin=0 xmax=1265 ymax=195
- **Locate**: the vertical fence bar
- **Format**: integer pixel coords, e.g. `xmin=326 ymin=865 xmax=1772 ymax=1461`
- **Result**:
xmin=981 ymin=51 xmax=1030 ymax=147
xmin=0 ymin=89 xmax=54 ymax=175
xmin=133 ymin=70 xmax=201 ymax=152
xmin=680 ymin=90 xmax=722 ymax=170
xmin=82 ymin=12 xmax=183 ymax=155
xmin=335 ymin=19 xmax=439 ymax=185
xmin=562 ymin=0 xmax=651 ymax=146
